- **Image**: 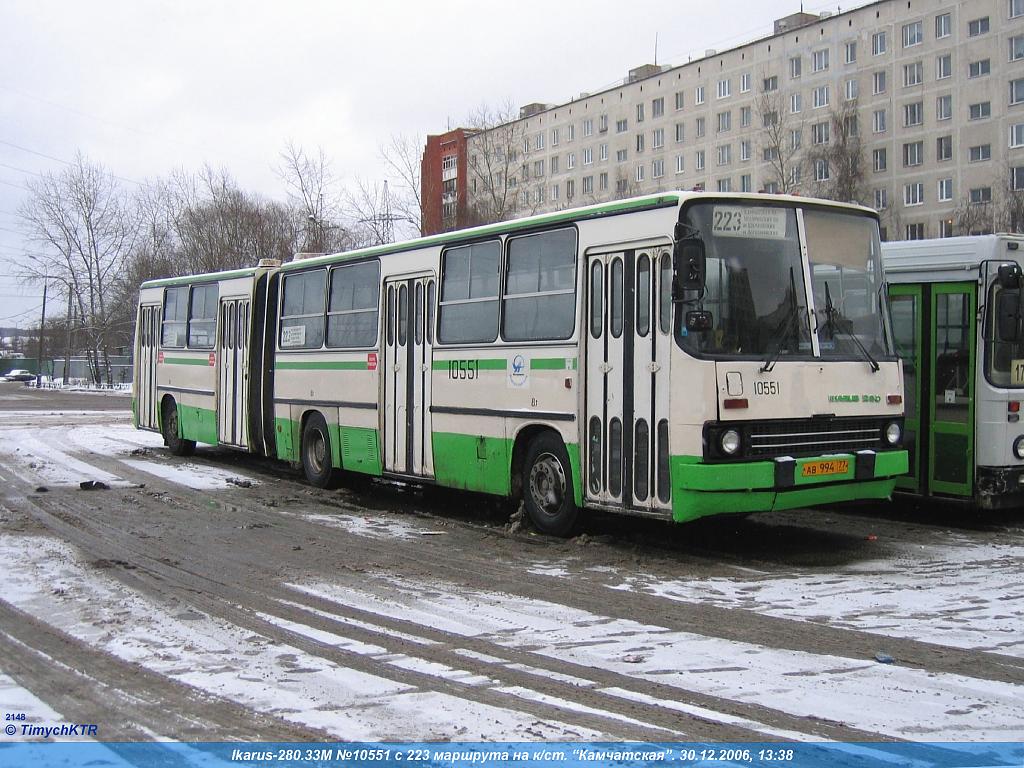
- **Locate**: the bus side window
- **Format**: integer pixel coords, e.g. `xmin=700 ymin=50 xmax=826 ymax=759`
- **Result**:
xmin=659 ymin=253 xmax=671 ymax=334
xmin=162 ymin=286 xmax=188 ymax=348
xmin=426 ymin=280 xmax=435 ymax=345
xmin=637 ymin=254 xmax=650 ymax=337
xmin=188 ymin=284 xmax=217 ymax=349
xmin=438 ymin=241 xmax=500 ymax=344
xmin=590 ymin=261 xmax=603 ymax=339
xmin=280 ymin=270 xmax=326 ymax=349
xmin=502 ymin=228 xmax=577 ymax=341
xmin=327 ymin=260 xmax=380 ymax=348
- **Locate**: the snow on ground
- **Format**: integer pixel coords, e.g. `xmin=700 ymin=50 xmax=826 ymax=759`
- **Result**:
xmin=119 ymin=459 xmax=259 ymax=491
xmin=0 ymin=426 xmax=132 ymax=488
xmin=0 ymin=671 xmax=86 ymax=741
xmin=291 ymin=577 xmax=1024 ymax=741
xmin=0 ymin=534 xmax=603 ymax=741
xmin=596 ymin=538 xmax=1024 ymax=658
xmin=298 ymin=513 xmax=421 ymax=540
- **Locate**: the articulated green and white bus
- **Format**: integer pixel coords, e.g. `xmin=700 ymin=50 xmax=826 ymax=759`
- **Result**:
xmin=134 ymin=192 xmax=908 ymax=534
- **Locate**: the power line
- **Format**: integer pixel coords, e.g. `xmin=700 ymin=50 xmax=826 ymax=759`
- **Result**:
xmin=0 ymin=302 xmax=42 ymax=322
xmin=0 ymin=138 xmax=142 ymax=185
xmin=0 ymin=178 xmax=27 ymax=191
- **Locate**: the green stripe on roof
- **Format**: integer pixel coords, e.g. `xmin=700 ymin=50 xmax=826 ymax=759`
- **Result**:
xmin=142 ymin=267 xmax=259 ymax=289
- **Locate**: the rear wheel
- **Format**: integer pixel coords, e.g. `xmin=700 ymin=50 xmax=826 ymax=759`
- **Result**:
xmin=301 ymin=413 xmax=335 ymax=488
xmin=522 ymin=433 xmax=578 ymax=537
xmin=161 ymin=400 xmax=195 ymax=457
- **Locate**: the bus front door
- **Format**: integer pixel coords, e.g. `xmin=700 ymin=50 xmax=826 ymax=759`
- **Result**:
xmin=137 ymin=304 xmax=160 ymax=429
xmin=888 ymin=282 xmax=975 ymax=498
xmin=217 ymin=298 xmax=250 ymax=447
xmin=585 ymin=248 xmax=673 ymax=516
xmin=383 ymin=276 xmax=435 ymax=478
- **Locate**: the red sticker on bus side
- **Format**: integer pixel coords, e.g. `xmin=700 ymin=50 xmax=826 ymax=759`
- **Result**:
xmin=208 ymin=352 xmax=216 ymax=366
xmin=367 ymin=352 xmax=378 ymax=371
xmin=158 ymin=351 xmax=164 ymax=363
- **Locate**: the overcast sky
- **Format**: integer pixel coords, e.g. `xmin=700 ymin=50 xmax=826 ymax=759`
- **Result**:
xmin=0 ymin=0 xmax=847 ymax=328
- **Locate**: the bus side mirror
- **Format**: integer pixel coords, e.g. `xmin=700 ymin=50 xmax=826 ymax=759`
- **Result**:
xmin=997 ymin=263 xmax=1022 ymax=289
xmin=672 ymin=239 xmax=706 ymax=299
xmin=996 ymin=289 xmax=1022 ymax=342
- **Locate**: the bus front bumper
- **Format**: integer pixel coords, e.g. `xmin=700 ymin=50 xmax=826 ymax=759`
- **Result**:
xmin=670 ymin=450 xmax=909 ymax=523
xmin=976 ymin=466 xmax=1024 ymax=510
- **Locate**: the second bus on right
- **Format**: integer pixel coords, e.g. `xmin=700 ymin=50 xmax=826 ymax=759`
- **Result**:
xmin=884 ymin=234 xmax=1024 ymax=509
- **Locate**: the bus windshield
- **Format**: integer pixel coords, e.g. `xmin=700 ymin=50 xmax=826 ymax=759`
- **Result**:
xmin=675 ymin=201 xmax=893 ymax=362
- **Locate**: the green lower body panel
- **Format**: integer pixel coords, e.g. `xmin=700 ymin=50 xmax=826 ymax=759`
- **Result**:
xmin=565 ymin=443 xmax=582 ymax=507
xmin=669 ymin=450 xmax=908 ymax=523
xmin=274 ymin=417 xmax=298 ymax=463
xmin=179 ymin=405 xmax=217 ymax=446
xmin=432 ymin=432 xmax=512 ymax=495
xmin=337 ymin=425 xmax=382 ymax=476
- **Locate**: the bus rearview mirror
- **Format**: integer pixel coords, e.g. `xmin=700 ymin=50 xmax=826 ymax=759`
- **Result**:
xmin=673 ymin=240 xmax=706 ymax=299
xmin=996 ymin=289 xmax=1022 ymax=342
xmin=997 ymin=263 xmax=1022 ymax=289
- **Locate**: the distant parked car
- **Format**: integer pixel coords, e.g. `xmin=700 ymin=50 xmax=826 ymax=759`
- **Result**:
xmin=3 ymin=369 xmax=35 ymax=382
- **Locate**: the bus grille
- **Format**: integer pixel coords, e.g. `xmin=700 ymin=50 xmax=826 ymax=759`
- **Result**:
xmin=745 ymin=417 xmax=889 ymax=459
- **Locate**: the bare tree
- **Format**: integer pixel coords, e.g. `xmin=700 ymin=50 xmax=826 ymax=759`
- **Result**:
xmin=379 ymin=134 xmax=423 ymax=235
xmin=19 ymin=153 xmax=140 ymax=384
xmin=276 ymin=141 xmax=350 ymax=253
xmin=756 ymin=88 xmax=803 ymax=194
xmin=342 ymin=178 xmax=419 ymax=247
xmin=953 ymin=196 xmax=995 ymax=236
xmin=463 ymin=101 xmax=539 ymax=225
xmin=807 ymin=99 xmax=866 ymax=204
xmin=994 ymin=160 xmax=1024 ymax=233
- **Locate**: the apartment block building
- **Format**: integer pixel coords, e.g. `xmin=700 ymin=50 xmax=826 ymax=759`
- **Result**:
xmin=435 ymin=0 xmax=1024 ymax=241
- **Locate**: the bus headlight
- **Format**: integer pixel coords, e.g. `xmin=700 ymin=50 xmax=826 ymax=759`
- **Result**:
xmin=884 ymin=422 xmax=902 ymax=446
xmin=720 ymin=429 xmax=741 ymax=455
xmin=1013 ymin=436 xmax=1024 ymax=460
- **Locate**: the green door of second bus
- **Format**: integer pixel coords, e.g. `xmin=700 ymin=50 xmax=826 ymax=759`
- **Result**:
xmin=889 ymin=282 xmax=975 ymax=498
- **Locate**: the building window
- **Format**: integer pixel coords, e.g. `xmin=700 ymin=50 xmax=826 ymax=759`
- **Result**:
xmin=653 ymin=128 xmax=664 ymax=149
xmin=937 ymin=135 xmax=953 ymax=161
xmin=599 ymin=114 xmax=608 ymax=132
xmin=968 ymin=17 xmax=990 ymax=36
xmin=903 ymin=141 xmax=924 ymax=167
xmin=938 ymin=178 xmax=953 ymax=201
xmin=813 ymin=85 xmax=829 ymax=108
xmin=1012 ymin=166 xmax=1024 ymax=191
xmin=599 ymin=172 xmax=609 ymax=191
xmin=904 ymin=102 xmax=923 ymax=127
xmin=600 ymin=144 xmax=608 ymax=161
xmin=969 ymin=144 xmax=992 ymax=162
xmin=903 ymin=21 xmax=923 ymax=48
xmin=717 ymin=144 xmax=731 ymax=166
xmin=874 ymin=188 xmax=888 ymax=210
xmin=903 ymin=62 xmax=923 ymax=87
xmin=790 ymin=56 xmax=802 ymax=79
xmin=652 ymin=97 xmax=664 ymax=118
xmin=790 ymin=166 xmax=802 ymax=186
xmin=696 ymin=116 xmax=706 ymax=137
xmin=763 ymin=182 xmax=779 ymax=194
xmin=814 ymin=159 xmax=830 ymax=181
xmin=1014 ymin=0 xmax=1024 ymax=19
xmin=740 ymin=106 xmax=752 ymax=127
xmin=674 ymin=91 xmax=685 ymax=110
xmin=936 ymin=54 xmax=952 ymax=80
xmin=567 ymin=124 xmax=575 ymax=142
xmin=873 ymin=109 xmax=887 ymax=133
xmin=740 ymin=72 xmax=751 ymax=92
xmin=740 ymin=139 xmax=751 ymax=161
xmin=717 ymin=178 xmax=732 ymax=192
xmin=741 ymin=174 xmax=752 ymax=192
xmin=536 ymin=132 xmax=545 ymax=151
xmin=696 ymin=150 xmax=705 ymax=170
xmin=904 ymin=182 xmax=924 ymax=206
xmin=533 ymin=159 xmax=545 ymax=177
xmin=675 ymin=123 xmax=685 ymax=142
xmin=551 ymin=184 xmax=559 ymax=201
xmin=763 ymin=75 xmax=778 ymax=92
xmin=790 ymin=129 xmax=802 ymax=150
xmin=812 ymin=121 xmax=830 ymax=144
xmin=763 ymin=146 xmax=779 ymax=162
xmin=636 ymin=103 xmax=645 ymax=123
xmin=845 ymin=41 xmax=857 ymax=64
xmin=716 ymin=111 xmax=731 ymax=132
xmin=845 ymin=78 xmax=858 ymax=101
xmin=872 ymin=31 xmax=887 ymax=55
xmin=969 ymin=102 xmax=991 ymax=120
xmin=1013 ymin=78 xmax=1024 ymax=105
xmin=583 ymin=119 xmax=593 ymax=137
xmin=583 ymin=147 xmax=593 ymax=165
xmin=551 ymin=128 xmax=560 ymax=146
xmin=873 ymin=71 xmax=886 ymax=94
xmin=1011 ymin=123 xmax=1024 ymax=148
xmin=1012 ymin=36 xmax=1024 ymax=62
xmin=616 ymin=149 xmax=628 ymax=162
xmin=582 ymin=175 xmax=593 ymax=194
xmin=438 ymin=241 xmax=500 ymax=344
xmin=762 ymin=110 xmax=778 ymax=128
xmin=969 ymin=187 xmax=993 ymax=204
xmin=936 ymin=12 xmax=951 ymax=38
xmin=567 ymin=152 xmax=576 ymax=169
xmin=566 ymin=179 xmax=575 ymax=199
xmin=616 ymin=119 xmax=628 ymax=133
xmin=551 ymin=155 xmax=560 ymax=174
xmin=636 ymin=134 xmax=645 ymax=153
xmin=675 ymin=155 xmax=685 ymax=174
xmin=812 ymin=49 xmax=829 ymax=72
xmin=695 ymin=85 xmax=705 ymax=104
xmin=652 ymin=160 xmax=664 ymax=179
xmin=717 ymin=79 xmax=731 ymax=99
xmin=969 ymin=59 xmax=991 ymax=78
xmin=906 ymin=223 xmax=925 ymax=240
xmin=940 ymin=219 xmax=954 ymax=238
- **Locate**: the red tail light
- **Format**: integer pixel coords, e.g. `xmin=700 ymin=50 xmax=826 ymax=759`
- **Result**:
xmin=723 ymin=398 xmax=748 ymax=409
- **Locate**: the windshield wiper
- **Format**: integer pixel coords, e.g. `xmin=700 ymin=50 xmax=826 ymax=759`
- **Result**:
xmin=822 ymin=281 xmax=880 ymax=372
xmin=760 ymin=268 xmax=804 ymax=373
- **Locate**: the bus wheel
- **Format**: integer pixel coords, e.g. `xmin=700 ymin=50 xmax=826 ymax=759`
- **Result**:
xmin=522 ymin=433 xmax=578 ymax=537
xmin=161 ymin=400 xmax=195 ymax=457
xmin=301 ymin=413 xmax=335 ymax=488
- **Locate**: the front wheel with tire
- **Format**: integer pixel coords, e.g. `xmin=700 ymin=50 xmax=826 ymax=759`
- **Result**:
xmin=522 ymin=433 xmax=579 ymax=537
xmin=161 ymin=400 xmax=196 ymax=457
xmin=301 ymin=413 xmax=336 ymax=488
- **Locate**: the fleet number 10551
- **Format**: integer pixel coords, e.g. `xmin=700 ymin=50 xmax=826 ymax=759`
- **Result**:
xmin=753 ymin=380 xmax=780 ymax=396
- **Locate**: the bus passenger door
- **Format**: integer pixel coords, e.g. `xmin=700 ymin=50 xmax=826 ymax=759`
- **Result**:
xmin=889 ymin=284 xmax=923 ymax=492
xmin=217 ymin=298 xmax=250 ymax=447
xmin=383 ymin=276 xmax=434 ymax=477
xmin=137 ymin=304 xmax=160 ymax=429
xmin=585 ymin=247 xmax=672 ymax=515
xmin=929 ymin=283 xmax=976 ymax=497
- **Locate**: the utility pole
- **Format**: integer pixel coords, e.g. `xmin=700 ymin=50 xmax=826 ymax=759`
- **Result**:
xmin=35 ymin=277 xmax=48 ymax=389
xmin=63 ymin=290 xmax=73 ymax=385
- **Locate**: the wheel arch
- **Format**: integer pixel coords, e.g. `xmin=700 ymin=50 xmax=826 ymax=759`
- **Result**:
xmin=509 ymin=423 xmax=582 ymax=507
xmin=299 ymin=407 xmax=340 ymax=471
